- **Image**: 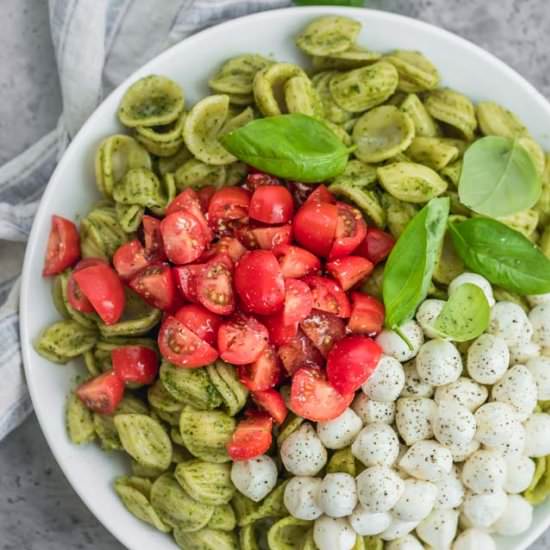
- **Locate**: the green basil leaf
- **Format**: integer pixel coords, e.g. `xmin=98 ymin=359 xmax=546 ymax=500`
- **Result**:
xmin=220 ymin=114 xmax=351 ymax=183
xmin=458 ymin=136 xmax=541 ymax=217
xmin=448 ymin=217 xmax=550 ymax=295
xmin=294 ymin=0 xmax=364 ymax=5
xmin=383 ymin=197 xmax=450 ymax=329
xmin=432 ymin=283 xmax=490 ymax=342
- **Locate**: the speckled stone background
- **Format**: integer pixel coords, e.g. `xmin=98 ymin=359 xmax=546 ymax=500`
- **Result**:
xmin=0 ymin=0 xmax=549 ymax=548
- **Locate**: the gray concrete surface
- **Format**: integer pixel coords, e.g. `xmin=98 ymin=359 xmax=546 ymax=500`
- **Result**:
xmin=0 ymin=0 xmax=549 ymax=549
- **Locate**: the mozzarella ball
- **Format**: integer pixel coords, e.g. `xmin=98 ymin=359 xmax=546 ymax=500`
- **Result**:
xmin=395 ymin=397 xmax=436 ymax=446
xmin=415 ymin=339 xmax=463 ymax=386
xmin=352 ymin=423 xmax=400 ymax=467
xmin=392 ymin=479 xmax=438 ymax=522
xmin=526 ymin=356 xmax=550 ymax=400
xmin=462 ymin=490 xmax=507 ymax=529
xmin=491 ymin=495 xmax=533 ymax=536
xmin=528 ymin=292 xmax=550 ymax=306
xmin=416 ymin=299 xmax=446 ymax=339
xmin=491 ymin=364 xmax=537 ymax=420
xmin=361 ymin=355 xmax=405 ymax=402
xmin=379 ymin=517 xmax=419 ymax=541
xmin=523 ymin=413 xmax=550 ymax=457
xmin=356 ymin=466 xmax=405 ymax=513
xmin=447 ymin=438 xmax=480 ymax=463
xmin=314 ymin=516 xmax=356 ymax=550
xmin=386 ymin=534 xmax=424 ymax=550
xmin=434 ymin=468 xmax=465 ymax=509
xmin=281 ymin=423 xmax=327 ymax=476
xmin=348 ymin=505 xmax=392 ymax=536
xmin=433 ymin=400 xmax=476 ymax=447
xmin=529 ymin=302 xmax=550 ymax=346
xmin=399 ymin=440 xmax=453 ymax=482
xmin=317 ymin=473 xmax=357 ymax=519
xmin=449 ymin=272 xmax=495 ymax=307
xmin=317 ymin=408 xmax=363 ymax=450
xmin=283 ymin=476 xmax=323 ymax=520
xmin=510 ymin=340 xmax=541 ymax=364
xmin=467 ymin=334 xmax=510 ymax=384
xmin=488 ymin=301 xmax=531 ymax=347
xmin=461 ymin=450 xmax=506 ymax=494
xmin=401 ymin=361 xmax=434 ymax=397
xmin=434 ymin=377 xmax=488 ymax=412
xmin=452 ymin=529 xmax=496 ymax=550
xmin=504 ymin=455 xmax=536 ymax=494
xmin=352 ymin=393 xmax=395 ymax=425
xmin=416 ymin=508 xmax=459 ymax=550
xmin=485 ymin=422 xmax=526 ymax=458
xmin=474 ymin=402 xmax=521 ymax=447
xmin=230 ymin=455 xmax=277 ymax=502
xmin=375 ymin=321 xmax=424 ymax=362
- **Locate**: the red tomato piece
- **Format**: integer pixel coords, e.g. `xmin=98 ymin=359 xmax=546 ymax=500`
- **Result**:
xmin=304 ymin=184 xmax=335 ymax=205
xmin=290 ymin=367 xmax=354 ymax=422
xmin=249 ymin=185 xmax=294 ymax=224
xmin=166 ymin=189 xmax=212 ymax=243
xmin=293 ymin=201 xmax=338 ymax=257
xmin=160 ymin=210 xmax=207 ymax=265
xmin=300 ymin=310 xmax=345 ymax=357
xmin=218 ymin=315 xmax=269 ymax=365
xmin=208 ymin=187 xmax=250 ymax=234
xmin=112 ymin=346 xmax=158 ymax=385
xmin=302 ymin=275 xmax=351 ymax=318
xmin=234 ymin=250 xmax=285 ymax=315
xmin=272 ymin=244 xmax=320 ymax=279
xmin=348 ymin=292 xmax=385 ymax=336
xmin=197 ymin=186 xmax=216 ymax=212
xmin=246 ymin=169 xmax=281 ymax=189
xmin=197 ymin=254 xmax=235 ymax=316
xmin=283 ymin=278 xmax=313 ymax=326
xmin=173 ymin=264 xmax=204 ymax=303
xmin=174 ymin=304 xmax=221 ymax=346
xmin=278 ymin=330 xmax=323 ymax=375
xmin=226 ymin=413 xmax=273 ymax=461
xmin=328 ymin=202 xmax=367 ymax=260
xmin=76 ymin=370 xmax=125 ymax=415
xmin=66 ymin=258 xmax=106 ymax=314
xmin=113 ymin=240 xmax=150 ymax=280
xmin=239 ymin=224 xmax=293 ymax=251
xmin=326 ymin=256 xmax=374 ymax=291
xmin=357 ymin=228 xmax=395 ymax=265
xmin=158 ymin=315 xmax=218 ymax=368
xmin=43 ymin=215 xmax=80 ymax=276
xmin=264 ymin=312 xmax=299 ymax=346
xmin=73 ymin=263 xmax=125 ymax=325
xmin=142 ymin=215 xmax=167 ymax=262
xmin=327 ymin=335 xmax=382 ymax=394
xmin=129 ymin=263 xmax=179 ymax=311
xmin=252 ymin=389 xmax=288 ymax=425
xmin=237 ymin=345 xmax=281 ymax=392
xmin=208 ymin=237 xmax=247 ymax=263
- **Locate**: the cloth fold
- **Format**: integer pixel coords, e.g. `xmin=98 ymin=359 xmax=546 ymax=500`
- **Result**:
xmin=0 ymin=0 xmax=291 ymax=440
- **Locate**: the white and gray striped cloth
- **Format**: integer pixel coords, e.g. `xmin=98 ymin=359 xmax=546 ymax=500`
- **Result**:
xmin=0 ymin=0 xmax=294 ymax=440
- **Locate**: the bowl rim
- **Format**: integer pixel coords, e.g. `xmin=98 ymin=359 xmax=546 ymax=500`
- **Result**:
xmin=19 ymin=5 xmax=550 ymax=550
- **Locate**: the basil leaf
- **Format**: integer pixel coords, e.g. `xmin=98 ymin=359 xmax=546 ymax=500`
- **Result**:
xmin=448 ymin=217 xmax=550 ymax=295
xmin=294 ymin=0 xmax=365 ymax=4
xmin=458 ymin=136 xmax=541 ymax=217
xmin=220 ymin=114 xmax=351 ymax=183
xmin=433 ymin=283 xmax=490 ymax=342
xmin=383 ymin=197 xmax=450 ymax=329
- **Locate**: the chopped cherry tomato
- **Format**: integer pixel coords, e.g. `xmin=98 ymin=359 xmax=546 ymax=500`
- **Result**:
xmin=328 ymin=202 xmax=367 ymax=260
xmin=218 ymin=315 xmax=269 ymax=365
xmin=197 ymin=186 xmax=216 ymax=211
xmin=113 ymin=240 xmax=150 ymax=280
xmin=129 ymin=263 xmax=179 ymax=311
xmin=226 ymin=412 xmax=273 ymax=460
xmin=166 ymin=189 xmax=212 ymax=243
xmin=264 ymin=312 xmax=298 ymax=346
xmin=304 ymin=184 xmax=335 ymax=205
xmin=249 ymin=185 xmax=294 ymax=224
xmin=348 ymin=292 xmax=385 ymax=336
xmin=278 ymin=330 xmax=323 ymax=375
xmin=237 ymin=345 xmax=281 ymax=391
xmin=234 ymin=250 xmax=285 ymax=315
xmin=252 ymin=389 xmax=288 ymax=425
xmin=327 ymin=335 xmax=382 ymax=394
xmin=293 ymin=201 xmax=338 ymax=257
xmin=76 ymin=370 xmax=125 ymax=415
xmin=272 ymin=244 xmax=320 ymax=279
xmin=326 ymin=256 xmax=374 ymax=291
xmin=208 ymin=187 xmax=250 ymax=234
xmin=73 ymin=263 xmax=125 ymax=325
xmin=160 ymin=210 xmax=207 ymax=265
xmin=196 ymin=254 xmax=235 ymax=316
xmin=174 ymin=264 xmax=204 ymax=303
xmin=239 ymin=224 xmax=292 ymax=250
xmin=112 ymin=346 xmax=158 ymax=385
xmin=174 ymin=304 xmax=221 ymax=346
xmin=300 ymin=310 xmax=345 ymax=357
xmin=357 ymin=227 xmax=395 ymax=265
xmin=282 ymin=278 xmax=313 ymax=326
xmin=66 ymin=258 xmax=107 ymax=314
xmin=302 ymin=275 xmax=351 ymax=318
xmin=246 ymin=169 xmax=281 ymax=189
xmin=290 ymin=367 xmax=354 ymax=422
xmin=158 ymin=315 xmax=218 ymax=368
xmin=43 ymin=215 xmax=80 ymax=276
xmin=142 ymin=215 xmax=167 ymax=262
xmin=203 ymin=237 xmax=247 ymax=263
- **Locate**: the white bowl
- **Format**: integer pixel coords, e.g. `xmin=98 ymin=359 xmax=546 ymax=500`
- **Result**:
xmin=20 ymin=6 xmax=550 ymax=549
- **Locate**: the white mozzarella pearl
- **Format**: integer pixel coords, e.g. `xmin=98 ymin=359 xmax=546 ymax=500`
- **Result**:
xmin=434 ymin=377 xmax=488 ymax=412
xmin=529 ymin=303 xmax=550 ymax=347
xmin=433 ymin=399 xmax=476 ymax=447
xmin=416 ymin=299 xmax=446 ymax=339
xmin=375 ymin=321 xmax=424 ymax=362
xmin=283 ymin=476 xmax=323 ymax=520
xmin=395 ymin=397 xmax=436 ymax=446
xmin=504 ymin=455 xmax=536 ymax=494
xmin=351 ymin=423 xmax=400 ymax=467
xmin=523 ymin=413 xmax=550 ymax=457
xmin=313 ymin=516 xmax=356 ymax=550
xmin=461 ymin=450 xmax=507 ymax=494
xmin=491 ymin=495 xmax=533 ymax=536
xmin=317 ymin=473 xmax=357 ymax=519
xmin=434 ymin=467 xmax=465 ymax=509
xmin=398 ymin=440 xmax=453 ymax=482
xmin=467 ymin=334 xmax=510 ymax=384
xmin=361 ymin=355 xmax=405 ymax=402
xmin=356 ymin=465 xmax=405 ymax=513
xmin=416 ymin=508 xmax=459 ymax=550
xmin=462 ymin=490 xmax=507 ymax=529
xmin=526 ymin=356 xmax=550 ymax=400
xmin=230 ymin=455 xmax=278 ymax=502
xmin=348 ymin=505 xmax=392 ymax=536
xmin=401 ymin=361 xmax=435 ymax=398
xmin=452 ymin=528 xmax=496 ymax=550
xmin=317 ymin=408 xmax=363 ymax=450
xmin=491 ymin=364 xmax=537 ymax=420
xmin=474 ymin=402 xmax=521 ymax=447
xmin=280 ymin=423 xmax=327 ymax=476
xmin=415 ymin=339 xmax=463 ymax=386
xmin=352 ymin=393 xmax=395 ymax=425
xmin=488 ymin=301 xmax=531 ymax=347
xmin=392 ymin=479 xmax=438 ymax=522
